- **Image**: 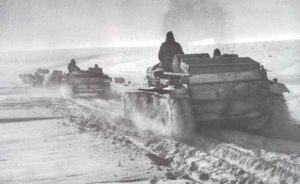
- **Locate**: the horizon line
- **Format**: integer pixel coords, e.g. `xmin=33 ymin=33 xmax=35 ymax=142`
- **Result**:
xmin=1 ymin=38 xmax=299 ymax=53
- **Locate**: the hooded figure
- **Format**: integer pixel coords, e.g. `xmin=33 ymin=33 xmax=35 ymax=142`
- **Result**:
xmin=67 ymin=59 xmax=81 ymax=73
xmin=213 ymin=48 xmax=221 ymax=58
xmin=158 ymin=31 xmax=184 ymax=72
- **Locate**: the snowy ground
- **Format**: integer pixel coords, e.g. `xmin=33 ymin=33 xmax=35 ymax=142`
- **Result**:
xmin=59 ymin=92 xmax=300 ymax=184
xmin=1 ymin=86 xmax=298 ymax=184
xmin=0 ymin=88 xmax=166 ymax=184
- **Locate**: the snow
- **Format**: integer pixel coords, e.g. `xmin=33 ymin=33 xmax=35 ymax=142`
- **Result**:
xmin=0 ymin=89 xmax=160 ymax=184
xmin=59 ymin=95 xmax=300 ymax=183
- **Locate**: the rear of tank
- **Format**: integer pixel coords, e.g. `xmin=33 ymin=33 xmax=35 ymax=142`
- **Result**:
xmin=67 ymin=71 xmax=111 ymax=97
xmin=173 ymin=54 xmax=271 ymax=129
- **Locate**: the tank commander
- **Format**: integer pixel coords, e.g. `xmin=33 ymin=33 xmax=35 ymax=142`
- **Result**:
xmin=89 ymin=64 xmax=103 ymax=75
xmin=67 ymin=59 xmax=81 ymax=73
xmin=213 ymin=48 xmax=221 ymax=57
xmin=158 ymin=31 xmax=184 ymax=72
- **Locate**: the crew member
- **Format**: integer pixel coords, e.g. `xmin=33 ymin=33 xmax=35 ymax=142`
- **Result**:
xmin=67 ymin=59 xmax=80 ymax=73
xmin=213 ymin=48 xmax=221 ymax=58
xmin=158 ymin=31 xmax=184 ymax=72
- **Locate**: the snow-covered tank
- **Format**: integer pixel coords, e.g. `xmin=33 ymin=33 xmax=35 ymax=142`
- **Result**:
xmin=124 ymin=53 xmax=289 ymax=135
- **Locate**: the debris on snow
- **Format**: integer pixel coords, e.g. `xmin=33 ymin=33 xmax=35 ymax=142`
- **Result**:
xmin=145 ymin=152 xmax=172 ymax=167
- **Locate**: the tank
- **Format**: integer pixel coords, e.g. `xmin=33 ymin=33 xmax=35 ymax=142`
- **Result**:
xmin=46 ymin=70 xmax=63 ymax=86
xmin=65 ymin=69 xmax=112 ymax=98
xmin=19 ymin=71 xmax=45 ymax=87
xmin=124 ymin=53 xmax=289 ymax=135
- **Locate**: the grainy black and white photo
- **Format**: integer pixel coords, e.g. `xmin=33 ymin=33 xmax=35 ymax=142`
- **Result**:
xmin=0 ymin=0 xmax=300 ymax=183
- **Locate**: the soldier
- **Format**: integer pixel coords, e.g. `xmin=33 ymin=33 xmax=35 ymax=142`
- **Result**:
xmin=158 ymin=31 xmax=184 ymax=72
xmin=67 ymin=59 xmax=80 ymax=73
xmin=213 ymin=48 xmax=221 ymax=58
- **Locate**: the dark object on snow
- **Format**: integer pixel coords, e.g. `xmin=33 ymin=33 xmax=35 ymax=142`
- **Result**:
xmin=164 ymin=171 xmax=177 ymax=180
xmin=114 ymin=77 xmax=126 ymax=84
xmin=19 ymin=74 xmax=34 ymax=84
xmin=149 ymin=176 xmax=159 ymax=184
xmin=68 ymin=59 xmax=81 ymax=73
xmin=199 ymin=172 xmax=210 ymax=180
xmin=37 ymin=68 xmax=50 ymax=74
xmin=19 ymin=72 xmax=44 ymax=87
xmin=158 ymin=31 xmax=184 ymax=72
xmin=32 ymin=72 xmax=44 ymax=87
xmin=145 ymin=152 xmax=172 ymax=166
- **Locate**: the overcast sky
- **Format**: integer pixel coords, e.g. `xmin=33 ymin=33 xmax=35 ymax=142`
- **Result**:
xmin=0 ymin=0 xmax=299 ymax=51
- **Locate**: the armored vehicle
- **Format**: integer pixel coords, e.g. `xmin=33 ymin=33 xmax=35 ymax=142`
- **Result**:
xmin=124 ymin=53 xmax=289 ymax=135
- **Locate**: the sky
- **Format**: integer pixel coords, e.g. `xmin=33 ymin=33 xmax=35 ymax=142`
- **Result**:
xmin=0 ymin=0 xmax=299 ymax=51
